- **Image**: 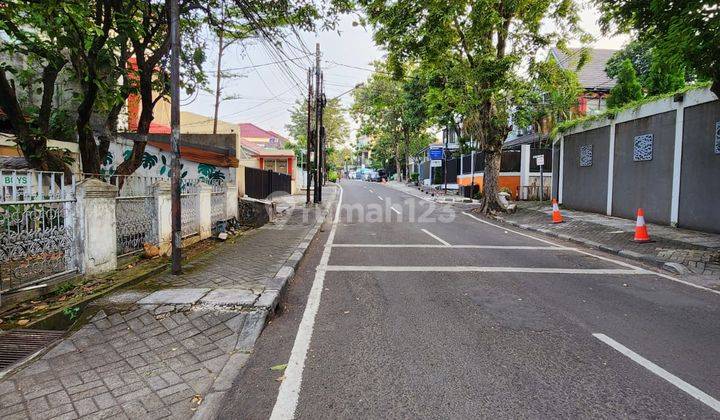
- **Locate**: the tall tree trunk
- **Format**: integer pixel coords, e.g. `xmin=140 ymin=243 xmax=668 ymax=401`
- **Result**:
xmin=479 ymin=150 xmax=503 ymax=213
xmin=472 ymin=99 xmax=511 ymax=214
xmin=38 ymin=62 xmax=63 ymax=133
xmin=76 ymin=75 xmax=102 ymax=175
xmin=114 ymin=70 xmax=154 ymax=177
xmin=394 ymin=142 xmax=402 ymax=182
xmin=402 ymin=126 xmax=410 ymax=182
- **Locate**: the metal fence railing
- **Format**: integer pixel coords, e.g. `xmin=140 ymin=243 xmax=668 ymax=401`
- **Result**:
xmin=1 ymin=170 xmax=78 ymax=292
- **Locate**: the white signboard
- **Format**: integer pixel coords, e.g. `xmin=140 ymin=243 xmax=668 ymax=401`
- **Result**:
xmin=533 ymin=154 xmax=545 ymax=166
xmin=430 ymin=160 xmax=442 ymax=168
xmin=1 ymin=173 xmax=30 ymax=186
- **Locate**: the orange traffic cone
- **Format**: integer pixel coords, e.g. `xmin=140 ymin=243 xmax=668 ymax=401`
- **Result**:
xmin=551 ymin=199 xmax=563 ymax=224
xmin=634 ymin=208 xmax=651 ymax=243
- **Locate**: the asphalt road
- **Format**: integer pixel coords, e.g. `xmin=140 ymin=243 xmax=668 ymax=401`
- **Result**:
xmin=221 ymin=179 xmax=720 ymax=419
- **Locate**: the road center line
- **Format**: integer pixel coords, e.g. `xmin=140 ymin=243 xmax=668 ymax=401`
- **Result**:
xmin=461 ymin=211 xmax=720 ymax=296
xmin=593 ymin=333 xmax=720 ymax=413
xmin=421 ymin=229 xmax=451 ymax=246
xmin=325 ymin=266 xmax=647 ymax=275
xmin=331 ymin=244 xmax=569 ymax=250
xmin=270 ymin=185 xmax=343 ymax=420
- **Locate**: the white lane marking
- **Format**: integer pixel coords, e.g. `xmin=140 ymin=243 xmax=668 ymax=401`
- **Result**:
xmin=368 ymin=188 xmax=374 ymax=193
xmin=331 ymin=244 xmax=569 ymax=250
xmin=461 ymin=212 xmax=720 ymax=297
xmin=462 ymin=211 xmax=557 ymax=246
xmin=325 ymin=266 xmax=646 ymax=275
xmin=391 ymin=207 xmax=401 ymax=215
xmin=593 ymin=333 xmax=720 ymax=413
xmin=377 ymin=196 xmax=384 ymax=201
xmin=270 ymin=186 xmax=343 ymax=420
xmin=421 ymin=229 xmax=451 ymax=246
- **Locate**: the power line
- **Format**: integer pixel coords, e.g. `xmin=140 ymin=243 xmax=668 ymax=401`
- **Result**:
xmin=204 ymin=54 xmax=311 ymax=73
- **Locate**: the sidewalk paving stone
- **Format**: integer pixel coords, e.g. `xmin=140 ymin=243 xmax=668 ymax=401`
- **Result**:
xmin=0 ymin=187 xmax=338 ymax=420
xmin=495 ymin=201 xmax=720 ymax=286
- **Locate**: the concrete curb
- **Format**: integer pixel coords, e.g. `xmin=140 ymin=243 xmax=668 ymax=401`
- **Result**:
xmin=493 ymin=216 xmax=684 ymax=274
xmin=258 ymin=188 xmax=338 ymax=315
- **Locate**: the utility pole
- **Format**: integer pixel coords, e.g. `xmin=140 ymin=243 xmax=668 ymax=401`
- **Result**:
xmin=306 ymin=68 xmax=313 ymax=205
xmin=318 ymin=72 xmax=324 ymax=202
xmin=212 ymin=1 xmax=225 ymax=134
xmin=443 ymin=125 xmax=448 ymax=195
xmin=314 ymin=43 xmax=321 ymax=203
xmin=170 ymin=0 xmax=182 ymax=274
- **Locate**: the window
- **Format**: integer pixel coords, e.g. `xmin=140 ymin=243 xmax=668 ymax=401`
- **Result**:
xmin=264 ymin=159 xmax=289 ymax=174
xmin=579 ymin=145 xmax=593 ymax=167
xmin=633 ymin=134 xmax=653 ymax=162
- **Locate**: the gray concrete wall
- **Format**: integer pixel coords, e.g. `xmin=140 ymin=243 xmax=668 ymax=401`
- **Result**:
xmin=678 ymin=101 xmax=720 ymax=233
xmin=561 ymin=126 xmax=610 ymax=212
xmin=612 ymin=111 xmax=676 ymax=223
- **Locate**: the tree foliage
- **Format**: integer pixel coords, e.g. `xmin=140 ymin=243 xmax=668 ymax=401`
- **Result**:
xmin=350 ymin=61 xmax=431 ymax=180
xmin=359 ymin=0 xmax=584 ymax=212
xmin=605 ymin=38 xmax=686 ymax=96
xmin=285 ymin=97 xmax=349 ymax=167
xmin=606 ymin=59 xmax=643 ymax=109
xmin=596 ymin=0 xmax=720 ymax=98
xmin=0 ymin=0 xmax=352 ymax=176
xmin=514 ymin=59 xmax=583 ymax=135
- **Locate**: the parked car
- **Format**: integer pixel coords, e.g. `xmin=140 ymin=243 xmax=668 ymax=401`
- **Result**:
xmin=377 ymin=169 xmax=387 ymax=182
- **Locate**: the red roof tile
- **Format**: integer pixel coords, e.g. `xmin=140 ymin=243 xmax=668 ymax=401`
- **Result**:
xmin=149 ymin=122 xmax=171 ymax=134
xmin=240 ymin=140 xmax=294 ymax=157
xmin=239 ymin=123 xmax=274 ymax=139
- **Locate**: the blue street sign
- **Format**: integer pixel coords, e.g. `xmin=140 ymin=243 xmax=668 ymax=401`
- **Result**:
xmin=428 ymin=148 xmax=443 ymax=160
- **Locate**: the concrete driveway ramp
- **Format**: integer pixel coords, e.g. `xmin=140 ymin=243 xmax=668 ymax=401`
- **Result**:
xmin=137 ymin=288 xmax=211 ymax=305
xmin=199 ymin=288 xmax=258 ymax=307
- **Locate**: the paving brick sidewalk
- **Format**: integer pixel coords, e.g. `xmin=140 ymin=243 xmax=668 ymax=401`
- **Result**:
xmin=0 ymin=187 xmax=337 ymax=420
xmin=496 ymin=202 xmax=720 ymax=289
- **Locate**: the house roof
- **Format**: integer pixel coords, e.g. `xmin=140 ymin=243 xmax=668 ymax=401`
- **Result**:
xmin=503 ymin=132 xmax=549 ymax=149
xmin=149 ymin=122 xmax=171 ymax=134
xmin=267 ymin=130 xmax=288 ymax=142
xmin=550 ymin=47 xmax=618 ymax=92
xmin=239 ymin=123 xmax=275 ymax=139
xmin=149 ymin=141 xmax=239 ymax=168
xmin=0 ymin=156 xmax=30 ymax=170
xmin=240 ymin=140 xmax=294 ymax=158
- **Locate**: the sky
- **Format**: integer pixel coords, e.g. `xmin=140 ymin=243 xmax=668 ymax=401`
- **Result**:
xmin=184 ymin=4 xmax=629 ymax=141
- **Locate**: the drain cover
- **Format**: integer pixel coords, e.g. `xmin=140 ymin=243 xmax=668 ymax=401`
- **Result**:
xmin=0 ymin=329 xmax=64 ymax=370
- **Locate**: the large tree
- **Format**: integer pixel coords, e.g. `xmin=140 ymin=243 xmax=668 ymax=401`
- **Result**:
xmin=0 ymin=1 xmax=81 ymax=174
xmin=360 ymin=0 xmax=584 ymax=212
xmin=285 ymin=97 xmax=349 ymax=161
xmin=350 ymin=61 xmax=430 ymax=181
xmin=0 ymin=0 xmax=208 ymax=176
xmin=1 ymin=0 xmax=352 ymax=177
xmin=596 ymin=0 xmax=720 ymax=98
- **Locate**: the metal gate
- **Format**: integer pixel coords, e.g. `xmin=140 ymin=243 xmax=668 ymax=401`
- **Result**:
xmin=245 ymin=167 xmax=291 ymax=199
xmin=0 ymin=170 xmax=78 ymax=292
